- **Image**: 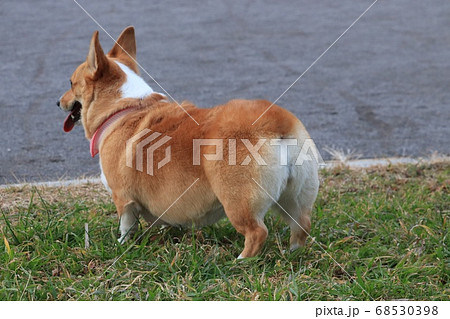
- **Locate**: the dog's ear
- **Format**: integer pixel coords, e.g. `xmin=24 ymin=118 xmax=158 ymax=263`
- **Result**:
xmin=86 ymin=30 xmax=108 ymax=79
xmin=108 ymin=26 xmax=136 ymax=60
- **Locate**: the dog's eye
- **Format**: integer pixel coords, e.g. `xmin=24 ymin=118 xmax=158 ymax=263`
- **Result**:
xmin=70 ymin=80 xmax=73 ymax=88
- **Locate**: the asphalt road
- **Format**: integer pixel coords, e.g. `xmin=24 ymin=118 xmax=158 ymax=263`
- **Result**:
xmin=1 ymin=0 xmax=449 ymax=183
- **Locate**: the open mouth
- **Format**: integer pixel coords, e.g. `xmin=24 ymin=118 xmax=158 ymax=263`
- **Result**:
xmin=63 ymin=101 xmax=82 ymax=132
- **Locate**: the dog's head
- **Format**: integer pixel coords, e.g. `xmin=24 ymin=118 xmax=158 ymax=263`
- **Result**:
xmin=58 ymin=26 xmax=140 ymax=138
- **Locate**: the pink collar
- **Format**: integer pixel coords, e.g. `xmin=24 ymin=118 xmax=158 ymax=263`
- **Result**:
xmin=89 ymin=106 xmax=139 ymax=157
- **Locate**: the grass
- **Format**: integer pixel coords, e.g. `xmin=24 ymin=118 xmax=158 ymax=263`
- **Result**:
xmin=0 ymin=163 xmax=448 ymax=300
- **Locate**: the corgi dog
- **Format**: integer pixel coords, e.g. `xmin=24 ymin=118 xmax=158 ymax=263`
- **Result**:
xmin=58 ymin=26 xmax=319 ymax=258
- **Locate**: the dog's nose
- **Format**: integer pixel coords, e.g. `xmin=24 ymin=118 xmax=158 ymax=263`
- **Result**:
xmin=56 ymin=100 xmax=60 ymax=107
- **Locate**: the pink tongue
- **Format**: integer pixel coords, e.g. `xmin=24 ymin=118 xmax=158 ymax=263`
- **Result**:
xmin=63 ymin=112 xmax=75 ymax=132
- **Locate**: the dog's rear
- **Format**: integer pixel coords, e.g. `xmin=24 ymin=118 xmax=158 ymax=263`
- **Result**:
xmin=202 ymin=100 xmax=319 ymax=258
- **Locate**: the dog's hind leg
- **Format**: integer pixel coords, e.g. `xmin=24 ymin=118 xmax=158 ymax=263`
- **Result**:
xmin=224 ymin=204 xmax=269 ymax=259
xmin=212 ymin=182 xmax=275 ymax=258
xmin=275 ymin=171 xmax=319 ymax=251
xmin=204 ymin=139 xmax=288 ymax=258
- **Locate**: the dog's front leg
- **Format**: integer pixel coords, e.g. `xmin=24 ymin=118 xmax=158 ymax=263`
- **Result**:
xmin=117 ymin=201 xmax=140 ymax=244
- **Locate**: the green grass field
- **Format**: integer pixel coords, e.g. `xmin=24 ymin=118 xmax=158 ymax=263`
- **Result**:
xmin=0 ymin=163 xmax=448 ymax=300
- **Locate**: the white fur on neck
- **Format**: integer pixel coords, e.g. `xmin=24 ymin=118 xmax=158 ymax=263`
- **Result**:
xmin=115 ymin=61 xmax=153 ymax=99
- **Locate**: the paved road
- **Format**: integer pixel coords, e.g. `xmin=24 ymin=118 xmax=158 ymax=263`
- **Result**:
xmin=1 ymin=0 xmax=449 ymax=183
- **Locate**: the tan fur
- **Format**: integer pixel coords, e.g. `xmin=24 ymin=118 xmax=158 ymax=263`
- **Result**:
xmin=58 ymin=26 xmax=319 ymax=258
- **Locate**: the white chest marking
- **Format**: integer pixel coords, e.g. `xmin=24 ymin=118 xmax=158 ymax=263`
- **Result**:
xmin=115 ymin=61 xmax=154 ymax=99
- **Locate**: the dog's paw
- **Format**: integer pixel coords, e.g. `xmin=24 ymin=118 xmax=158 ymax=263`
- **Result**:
xmin=117 ymin=235 xmax=128 ymax=244
xmin=281 ymin=243 xmax=302 ymax=255
xmin=289 ymin=242 xmax=301 ymax=252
